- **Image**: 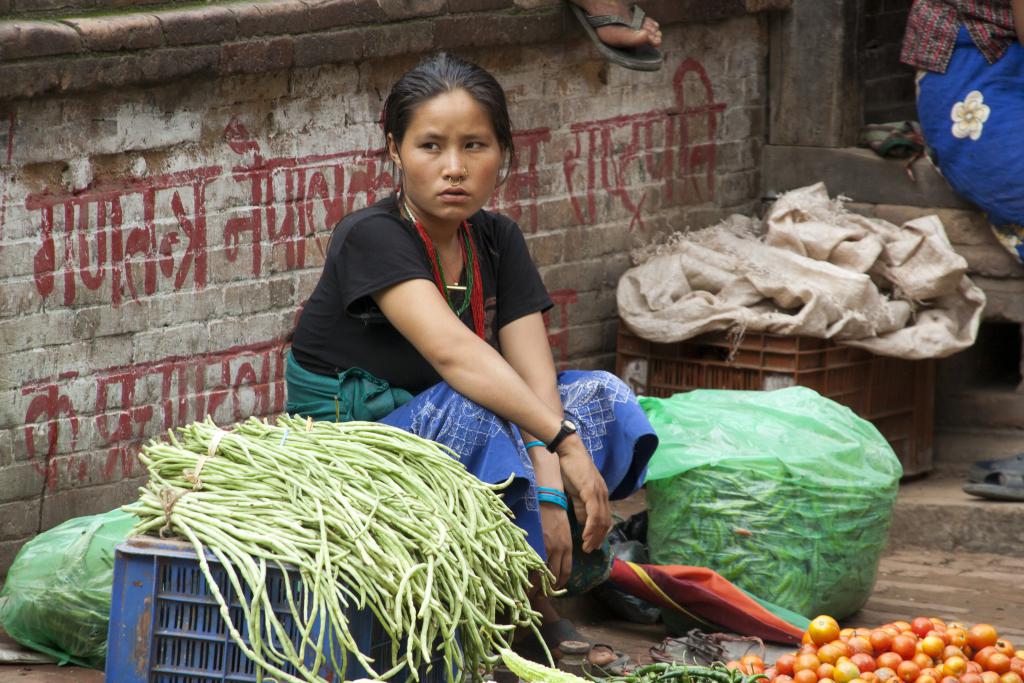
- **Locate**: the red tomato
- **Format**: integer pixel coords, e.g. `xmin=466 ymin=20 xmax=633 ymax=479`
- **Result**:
xmin=851 ymin=654 xmax=878 ymax=673
xmin=988 ymin=654 xmax=1012 ymax=675
xmin=912 ymin=654 xmax=933 ymax=671
xmin=851 ymin=638 xmax=876 ymax=656
xmin=1011 ymin=658 xmax=1024 ymax=677
xmin=871 ymin=631 xmax=894 ymax=654
xmin=978 ymin=648 xmax=1001 ymax=668
xmin=878 ymin=653 xmax=904 ymax=671
xmin=913 ymin=618 xmax=937 ymax=639
xmin=893 ymin=636 xmax=918 ymax=662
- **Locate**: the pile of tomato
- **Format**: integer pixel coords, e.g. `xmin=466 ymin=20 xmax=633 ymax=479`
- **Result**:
xmin=726 ymin=616 xmax=1024 ymax=683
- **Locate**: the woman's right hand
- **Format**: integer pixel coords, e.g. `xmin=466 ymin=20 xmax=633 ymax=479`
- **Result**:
xmin=556 ymin=436 xmax=611 ymax=553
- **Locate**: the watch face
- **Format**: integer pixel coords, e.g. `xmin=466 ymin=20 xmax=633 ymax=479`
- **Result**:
xmin=564 ymin=420 xmax=577 ymax=433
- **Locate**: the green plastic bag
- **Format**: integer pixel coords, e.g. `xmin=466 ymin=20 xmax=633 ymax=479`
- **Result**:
xmin=641 ymin=386 xmax=902 ymax=620
xmin=0 ymin=509 xmax=137 ymax=669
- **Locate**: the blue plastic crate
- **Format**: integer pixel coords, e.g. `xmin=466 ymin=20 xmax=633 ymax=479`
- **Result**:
xmin=106 ymin=536 xmax=458 ymax=682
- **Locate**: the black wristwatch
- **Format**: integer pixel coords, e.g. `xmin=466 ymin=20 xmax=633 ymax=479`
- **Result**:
xmin=545 ymin=418 xmax=578 ymax=454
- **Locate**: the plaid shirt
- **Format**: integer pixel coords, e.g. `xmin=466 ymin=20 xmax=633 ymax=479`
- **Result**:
xmin=901 ymin=0 xmax=1018 ymax=72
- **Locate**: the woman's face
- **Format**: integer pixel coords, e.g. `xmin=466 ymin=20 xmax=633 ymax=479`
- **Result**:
xmin=388 ymin=88 xmax=503 ymax=232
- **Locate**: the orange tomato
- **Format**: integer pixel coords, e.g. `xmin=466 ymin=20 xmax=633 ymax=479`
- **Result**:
xmin=921 ymin=637 xmax=945 ymax=659
xmin=915 ymin=676 xmax=936 ymax=683
xmin=940 ymin=677 xmax=960 ymax=683
xmin=851 ymin=638 xmax=876 ymax=656
xmin=912 ymin=654 xmax=934 ymax=670
xmin=894 ymin=622 xmax=913 ymax=633
xmin=819 ymin=646 xmax=845 ymax=665
xmin=983 ymin=673 xmax=1003 ymax=683
xmin=898 ymin=661 xmax=922 ymax=683
xmin=832 ymin=641 xmax=855 ymax=659
xmin=948 ymin=630 xmax=969 ymax=649
xmin=875 ymin=668 xmax=896 ymax=682
xmin=1011 ymin=658 xmax=1024 ymax=677
xmin=809 ymin=616 xmax=843 ymax=646
xmin=913 ymin=618 xmax=937 ymax=639
xmin=1000 ymin=674 xmax=1024 ymax=683
xmin=835 ymin=661 xmax=862 ymax=683
xmin=962 ymin=674 xmax=985 ymax=683
xmin=795 ymin=654 xmax=822 ymax=673
xmin=878 ymin=653 xmax=905 ymax=671
xmin=776 ymin=676 xmax=795 ymax=683
xmin=988 ymin=654 xmax=1012 ymax=675
xmin=995 ymin=642 xmax=1017 ymax=658
xmin=819 ymin=663 xmax=838 ymax=680
xmin=926 ymin=631 xmax=952 ymax=646
xmin=862 ymin=673 xmax=879 ymax=683
xmin=777 ymin=655 xmax=797 ymax=676
xmin=969 ymin=663 xmax=985 ymax=674
xmin=943 ymin=646 xmax=967 ymax=662
xmin=943 ymin=656 xmax=968 ymax=677
xmin=970 ymin=625 xmax=1000 ymax=652
xmin=743 ymin=655 xmax=766 ymax=673
xmin=893 ymin=636 xmax=918 ymax=661
xmin=978 ymin=647 xmax=1001 ymax=668
xmin=1017 ymin=652 xmax=1024 ymax=661
xmin=727 ymin=661 xmax=744 ymax=671
xmin=794 ymin=669 xmax=818 ymax=683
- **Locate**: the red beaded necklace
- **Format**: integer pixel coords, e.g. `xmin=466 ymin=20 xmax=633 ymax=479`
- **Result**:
xmin=399 ymin=194 xmax=485 ymax=339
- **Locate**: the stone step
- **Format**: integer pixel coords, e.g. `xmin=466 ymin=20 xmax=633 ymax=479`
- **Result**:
xmin=887 ymin=471 xmax=1024 ymax=557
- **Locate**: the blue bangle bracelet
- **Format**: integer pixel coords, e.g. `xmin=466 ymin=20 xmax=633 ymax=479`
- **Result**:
xmin=537 ymin=493 xmax=568 ymax=510
xmin=523 ymin=440 xmax=546 ymax=450
xmin=535 ymin=486 xmax=566 ymax=499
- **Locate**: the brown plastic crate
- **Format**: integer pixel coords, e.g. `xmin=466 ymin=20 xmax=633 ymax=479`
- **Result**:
xmin=616 ymin=324 xmax=934 ymax=477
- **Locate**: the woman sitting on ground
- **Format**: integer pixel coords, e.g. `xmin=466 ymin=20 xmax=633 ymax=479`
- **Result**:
xmin=285 ymin=52 xmax=658 ymax=662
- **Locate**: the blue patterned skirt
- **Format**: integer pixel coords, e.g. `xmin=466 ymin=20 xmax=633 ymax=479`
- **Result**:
xmin=379 ymin=370 xmax=658 ymax=563
xmin=917 ymin=27 xmax=1024 ymax=262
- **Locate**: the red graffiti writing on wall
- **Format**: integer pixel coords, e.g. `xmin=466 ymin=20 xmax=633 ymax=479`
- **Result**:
xmin=491 ymin=127 xmax=552 ymax=233
xmin=544 ymin=288 xmax=579 ymax=369
xmin=224 ymin=118 xmax=395 ymax=275
xmin=28 ymin=166 xmax=221 ymax=307
xmin=22 ymin=371 xmax=80 ymax=491
xmin=563 ymin=59 xmax=726 ymax=232
xmin=21 ymin=340 xmax=287 ymax=486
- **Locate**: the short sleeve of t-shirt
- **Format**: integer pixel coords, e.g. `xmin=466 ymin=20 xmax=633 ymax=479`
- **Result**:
xmin=331 ymin=213 xmax=433 ymax=314
xmin=492 ymin=218 xmax=552 ymax=329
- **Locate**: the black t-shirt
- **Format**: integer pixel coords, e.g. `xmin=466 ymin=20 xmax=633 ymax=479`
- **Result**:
xmin=291 ymin=195 xmax=553 ymax=394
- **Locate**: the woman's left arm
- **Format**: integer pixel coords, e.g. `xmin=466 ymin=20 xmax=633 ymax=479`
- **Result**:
xmin=1014 ymin=0 xmax=1024 ymax=44
xmin=499 ymin=312 xmax=575 ymax=586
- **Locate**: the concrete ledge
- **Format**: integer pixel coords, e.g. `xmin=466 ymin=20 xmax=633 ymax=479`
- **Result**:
xmin=763 ymin=144 xmax=972 ymax=209
xmin=888 ymin=475 xmax=1024 ymax=556
xmin=0 ymin=0 xmax=792 ymax=101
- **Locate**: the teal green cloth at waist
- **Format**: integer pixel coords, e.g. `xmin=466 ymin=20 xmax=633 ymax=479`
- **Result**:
xmin=285 ymin=351 xmax=413 ymax=422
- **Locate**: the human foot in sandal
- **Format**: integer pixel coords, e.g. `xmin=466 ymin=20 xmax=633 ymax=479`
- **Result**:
xmin=567 ymin=0 xmax=664 ymax=71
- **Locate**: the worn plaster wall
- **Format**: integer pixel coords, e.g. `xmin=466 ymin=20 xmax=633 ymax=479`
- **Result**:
xmin=0 ymin=16 xmax=768 ymax=573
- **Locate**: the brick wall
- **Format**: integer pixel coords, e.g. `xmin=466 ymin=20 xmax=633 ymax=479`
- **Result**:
xmin=0 ymin=10 xmax=769 ymax=574
xmin=861 ymin=0 xmax=917 ymax=123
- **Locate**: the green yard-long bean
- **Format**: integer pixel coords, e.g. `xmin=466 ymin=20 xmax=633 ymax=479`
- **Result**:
xmin=125 ymin=416 xmax=556 ymax=683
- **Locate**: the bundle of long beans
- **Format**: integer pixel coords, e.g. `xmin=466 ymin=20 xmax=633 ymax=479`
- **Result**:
xmin=126 ymin=416 xmax=554 ymax=683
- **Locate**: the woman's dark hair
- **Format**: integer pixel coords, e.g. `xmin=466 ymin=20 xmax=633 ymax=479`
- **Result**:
xmin=382 ymin=52 xmax=517 ymax=182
